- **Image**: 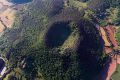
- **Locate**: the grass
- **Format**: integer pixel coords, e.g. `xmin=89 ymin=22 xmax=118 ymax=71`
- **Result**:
xmin=60 ymin=21 xmax=80 ymax=53
xmin=115 ymin=26 xmax=120 ymax=45
xmin=112 ymin=65 xmax=120 ymax=80
xmin=112 ymin=26 xmax=120 ymax=80
xmin=106 ymin=7 xmax=119 ymax=23
xmin=68 ymin=0 xmax=88 ymax=10
xmin=60 ymin=30 xmax=79 ymax=53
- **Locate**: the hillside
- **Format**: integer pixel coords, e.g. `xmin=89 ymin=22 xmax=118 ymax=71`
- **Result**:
xmin=0 ymin=0 xmax=120 ymax=80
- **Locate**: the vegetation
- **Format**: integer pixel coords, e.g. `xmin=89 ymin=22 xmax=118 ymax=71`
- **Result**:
xmin=99 ymin=20 xmax=108 ymax=27
xmin=1 ymin=0 xmax=120 ymax=80
xmin=112 ymin=65 xmax=120 ymax=80
xmin=68 ymin=0 xmax=88 ymax=10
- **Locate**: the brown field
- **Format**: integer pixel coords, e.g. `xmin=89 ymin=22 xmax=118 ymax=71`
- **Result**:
xmin=0 ymin=0 xmax=16 ymax=33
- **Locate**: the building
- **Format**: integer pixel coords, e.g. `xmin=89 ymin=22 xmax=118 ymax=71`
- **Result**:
xmin=0 ymin=57 xmax=6 ymax=77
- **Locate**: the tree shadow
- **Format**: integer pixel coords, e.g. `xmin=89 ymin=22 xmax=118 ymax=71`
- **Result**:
xmin=45 ymin=21 xmax=72 ymax=48
xmin=76 ymin=19 xmax=105 ymax=80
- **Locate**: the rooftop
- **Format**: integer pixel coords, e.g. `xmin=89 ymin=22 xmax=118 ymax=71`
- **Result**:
xmin=0 ymin=58 xmax=5 ymax=75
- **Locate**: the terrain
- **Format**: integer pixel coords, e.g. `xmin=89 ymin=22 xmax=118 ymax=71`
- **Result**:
xmin=0 ymin=0 xmax=120 ymax=80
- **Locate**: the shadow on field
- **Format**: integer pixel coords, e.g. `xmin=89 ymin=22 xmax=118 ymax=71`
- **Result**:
xmin=45 ymin=21 xmax=72 ymax=48
xmin=76 ymin=19 xmax=105 ymax=80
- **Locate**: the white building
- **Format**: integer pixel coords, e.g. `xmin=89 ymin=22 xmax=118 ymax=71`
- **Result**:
xmin=0 ymin=57 xmax=6 ymax=77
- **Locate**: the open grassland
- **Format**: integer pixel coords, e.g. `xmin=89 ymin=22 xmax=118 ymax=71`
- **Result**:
xmin=115 ymin=27 xmax=120 ymax=46
xmin=68 ymin=0 xmax=88 ymax=10
xmin=112 ymin=65 xmax=120 ymax=80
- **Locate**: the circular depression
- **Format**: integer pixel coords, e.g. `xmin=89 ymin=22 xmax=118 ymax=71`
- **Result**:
xmin=45 ymin=21 xmax=72 ymax=48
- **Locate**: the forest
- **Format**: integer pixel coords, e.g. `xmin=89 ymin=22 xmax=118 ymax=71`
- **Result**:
xmin=1 ymin=0 xmax=120 ymax=80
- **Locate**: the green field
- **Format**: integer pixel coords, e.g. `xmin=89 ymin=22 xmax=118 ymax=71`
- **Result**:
xmin=112 ymin=65 xmax=120 ymax=80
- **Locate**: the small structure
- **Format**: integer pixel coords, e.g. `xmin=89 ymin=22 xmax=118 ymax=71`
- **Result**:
xmin=0 ymin=57 xmax=6 ymax=77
